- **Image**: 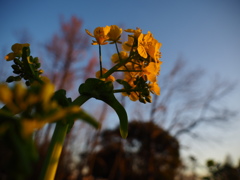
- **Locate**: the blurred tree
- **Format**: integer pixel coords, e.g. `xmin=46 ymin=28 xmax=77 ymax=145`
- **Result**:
xmin=43 ymin=16 xmax=96 ymax=91
xmin=189 ymin=155 xmax=197 ymax=180
xmin=126 ymin=59 xmax=236 ymax=179
xmin=131 ymin=59 xmax=236 ymax=138
xmin=77 ymin=121 xmax=180 ymax=180
xmin=202 ymin=156 xmax=240 ymax=180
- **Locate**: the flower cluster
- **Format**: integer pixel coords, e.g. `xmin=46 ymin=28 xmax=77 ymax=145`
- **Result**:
xmin=0 ymin=81 xmax=80 ymax=137
xmin=86 ymin=25 xmax=162 ymax=103
xmin=5 ymin=43 xmax=43 ymax=86
xmin=85 ymin=25 xmax=122 ymax=45
xmin=5 ymin=43 xmax=30 ymax=61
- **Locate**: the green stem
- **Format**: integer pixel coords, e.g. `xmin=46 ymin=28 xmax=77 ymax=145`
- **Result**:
xmin=113 ymin=88 xmax=141 ymax=93
xmin=101 ymin=45 xmax=137 ymax=79
xmin=22 ymin=48 xmax=44 ymax=84
xmin=115 ymin=42 xmax=120 ymax=55
xmin=39 ymin=95 xmax=91 ymax=180
xmin=114 ymin=69 xmax=142 ymax=72
xmin=115 ymin=42 xmax=132 ymax=72
xmin=99 ymin=44 xmax=103 ymax=77
xmin=71 ymin=94 xmax=91 ymax=106
xmin=39 ymin=122 xmax=69 ymax=180
xmin=101 ymin=58 xmax=130 ymax=79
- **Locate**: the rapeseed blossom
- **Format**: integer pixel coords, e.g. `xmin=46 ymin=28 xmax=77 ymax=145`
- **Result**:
xmin=95 ymin=68 xmax=115 ymax=82
xmin=0 ymin=81 xmax=55 ymax=114
xmin=86 ymin=25 xmax=162 ymax=103
xmin=85 ymin=26 xmax=110 ymax=45
xmin=107 ymin=25 xmax=122 ymax=44
xmin=0 ymin=81 xmax=81 ymax=137
xmin=86 ymin=25 xmax=123 ymax=45
xmin=5 ymin=43 xmax=30 ymax=61
xmin=111 ymin=51 xmax=129 ymax=63
xmin=120 ymin=28 xmax=162 ymax=102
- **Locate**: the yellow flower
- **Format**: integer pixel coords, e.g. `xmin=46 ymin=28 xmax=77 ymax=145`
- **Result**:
xmin=124 ymin=27 xmax=142 ymax=38
xmin=5 ymin=43 xmax=30 ymax=61
xmin=149 ymin=82 xmax=160 ymax=95
xmin=122 ymin=91 xmax=139 ymax=101
xmin=0 ymin=83 xmax=20 ymax=114
xmin=40 ymin=76 xmax=51 ymax=83
xmin=143 ymin=31 xmax=162 ymax=62
xmin=122 ymin=28 xmax=142 ymax=52
xmin=119 ymin=62 xmax=141 ymax=83
xmin=21 ymin=106 xmax=81 ymax=137
xmin=111 ymin=51 xmax=129 ymax=63
xmin=142 ymin=62 xmax=160 ymax=83
xmin=123 ymin=28 xmax=161 ymax=59
xmin=5 ymin=52 xmax=15 ymax=61
xmin=40 ymin=82 xmax=55 ymax=108
xmin=12 ymin=43 xmax=30 ymax=55
xmin=38 ymin=69 xmax=44 ymax=74
xmin=108 ymin=25 xmax=122 ymax=44
xmin=21 ymin=118 xmax=46 ymax=138
xmin=128 ymin=92 xmax=139 ymax=101
xmin=25 ymin=94 xmax=39 ymax=107
xmin=0 ymin=84 xmax=13 ymax=104
xmin=126 ymin=31 xmax=161 ymax=62
xmin=14 ymin=83 xmax=27 ymax=110
xmin=85 ymin=26 xmax=110 ymax=45
xmin=95 ymin=68 xmax=115 ymax=82
xmin=137 ymin=33 xmax=148 ymax=59
xmin=122 ymin=36 xmax=135 ymax=51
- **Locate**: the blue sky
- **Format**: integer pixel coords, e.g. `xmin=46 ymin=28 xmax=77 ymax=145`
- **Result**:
xmin=1 ymin=0 xmax=240 ymax=172
xmin=1 ymin=0 xmax=240 ymax=83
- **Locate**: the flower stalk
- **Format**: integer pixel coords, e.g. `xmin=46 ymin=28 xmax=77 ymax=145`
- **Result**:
xmin=40 ymin=94 xmax=92 ymax=180
xmin=98 ymin=45 xmax=103 ymax=77
xmin=39 ymin=121 xmax=69 ymax=180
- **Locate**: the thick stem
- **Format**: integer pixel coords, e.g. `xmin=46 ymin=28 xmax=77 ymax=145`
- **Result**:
xmin=71 ymin=95 xmax=91 ymax=106
xmin=101 ymin=58 xmax=129 ymax=79
xmin=39 ymin=122 xmax=69 ymax=180
xmin=102 ymin=46 xmax=136 ymax=79
xmin=39 ymin=95 xmax=91 ymax=180
xmin=113 ymin=88 xmax=141 ymax=93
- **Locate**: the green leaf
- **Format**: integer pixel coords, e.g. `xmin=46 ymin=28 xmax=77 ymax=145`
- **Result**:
xmin=22 ymin=47 xmax=30 ymax=57
xmin=79 ymin=78 xmax=128 ymax=138
xmin=6 ymin=76 xmax=15 ymax=83
xmin=102 ymin=93 xmax=128 ymax=138
xmin=52 ymin=89 xmax=71 ymax=107
xmin=71 ymin=109 xmax=100 ymax=130
xmin=0 ymin=113 xmax=38 ymax=179
xmin=116 ymin=79 xmax=132 ymax=90
xmin=52 ymin=89 xmax=100 ymax=131
xmin=51 ymin=89 xmax=75 ymax=132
